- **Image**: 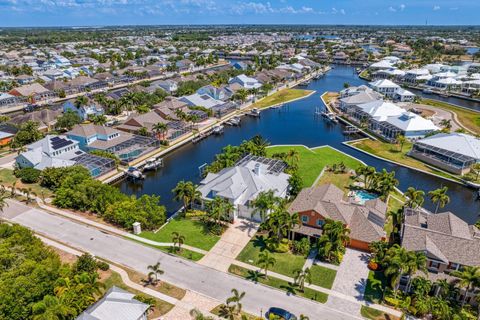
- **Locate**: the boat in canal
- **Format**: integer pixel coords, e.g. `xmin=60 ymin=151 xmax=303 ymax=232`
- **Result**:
xmin=225 ymin=116 xmax=241 ymax=126
xmin=213 ymin=125 xmax=224 ymax=135
xmin=247 ymin=108 xmax=261 ymax=117
xmin=143 ymin=157 xmax=163 ymax=171
xmin=126 ymin=166 xmax=145 ymax=181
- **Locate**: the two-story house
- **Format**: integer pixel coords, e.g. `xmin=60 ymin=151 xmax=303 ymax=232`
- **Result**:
xmin=63 ymin=100 xmax=104 ymax=121
xmin=288 ymin=183 xmax=387 ymax=251
xmin=228 ymin=74 xmax=262 ymax=90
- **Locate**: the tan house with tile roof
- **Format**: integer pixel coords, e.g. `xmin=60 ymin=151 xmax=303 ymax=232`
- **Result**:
xmin=288 ymin=183 xmax=387 ymax=251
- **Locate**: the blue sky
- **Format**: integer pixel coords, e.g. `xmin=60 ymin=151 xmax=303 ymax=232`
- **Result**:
xmin=0 ymin=0 xmax=478 ymax=27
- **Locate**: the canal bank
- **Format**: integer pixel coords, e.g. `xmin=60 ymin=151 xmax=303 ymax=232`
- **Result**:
xmin=119 ymin=65 xmax=480 ymax=224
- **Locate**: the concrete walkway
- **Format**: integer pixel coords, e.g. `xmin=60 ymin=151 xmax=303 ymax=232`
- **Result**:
xmin=199 ymin=218 xmax=258 ymax=272
xmin=302 ymin=248 xmax=318 ymax=270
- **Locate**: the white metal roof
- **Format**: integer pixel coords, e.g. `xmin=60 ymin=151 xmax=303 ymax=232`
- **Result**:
xmin=417 ymin=133 xmax=480 ymax=160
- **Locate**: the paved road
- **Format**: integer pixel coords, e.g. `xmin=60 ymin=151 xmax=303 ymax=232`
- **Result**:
xmin=3 ymin=200 xmax=361 ymax=320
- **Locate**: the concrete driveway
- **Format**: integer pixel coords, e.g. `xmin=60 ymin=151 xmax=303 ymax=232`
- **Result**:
xmin=332 ymin=248 xmax=370 ymax=299
xmin=199 ymin=218 xmax=258 ymax=272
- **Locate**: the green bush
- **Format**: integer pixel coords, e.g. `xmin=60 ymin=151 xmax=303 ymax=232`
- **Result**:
xmin=292 ymin=237 xmax=311 ymax=256
xmin=267 ymin=238 xmax=290 ymax=253
xmin=96 ymin=260 xmax=110 ymax=271
xmin=15 ymin=167 xmax=41 ymax=183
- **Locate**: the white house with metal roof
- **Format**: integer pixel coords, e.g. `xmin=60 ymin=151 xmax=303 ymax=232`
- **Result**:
xmin=198 ymin=155 xmax=290 ymax=221
xmin=228 ymin=74 xmax=262 ymax=90
xmin=76 ymin=286 xmax=149 ymax=320
xmin=369 ymin=79 xmax=401 ymax=98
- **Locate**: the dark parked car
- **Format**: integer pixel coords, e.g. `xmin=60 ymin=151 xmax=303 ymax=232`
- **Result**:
xmin=265 ymin=307 xmax=297 ymax=320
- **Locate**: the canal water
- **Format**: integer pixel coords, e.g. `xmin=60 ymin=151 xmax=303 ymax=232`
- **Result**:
xmin=119 ymin=65 xmax=480 ymax=223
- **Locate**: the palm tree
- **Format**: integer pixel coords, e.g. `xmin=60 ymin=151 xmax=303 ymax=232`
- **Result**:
xmin=251 ymin=190 xmax=277 ymax=222
xmin=172 ymin=180 xmax=194 ymax=213
xmin=258 ymin=250 xmax=276 ymax=279
xmin=0 ymin=189 xmax=10 ymax=214
xmin=206 ymin=196 xmax=234 ymax=228
xmin=285 ymin=149 xmax=300 ymax=167
xmin=404 ymin=187 xmax=425 ymax=209
xmin=440 ymin=119 xmax=452 ymax=130
xmin=396 ymin=135 xmax=407 ymax=152
xmin=10 ymin=180 xmax=17 ymax=198
xmin=451 ymin=266 xmax=480 ymax=307
xmin=74 ymin=95 xmax=89 ymax=108
xmin=250 ymin=135 xmax=269 ymax=156
xmin=428 ymin=186 xmax=450 ymax=214
xmin=355 ymin=165 xmax=376 ymax=190
xmin=404 ymin=251 xmax=427 ymax=293
xmin=317 ymin=219 xmax=350 ymax=264
xmin=233 ymin=89 xmax=248 ymax=104
xmin=147 ymin=262 xmax=164 ymax=285
xmin=171 ymin=231 xmax=185 ymax=252
xmin=32 ymin=295 xmax=75 ymax=320
xmin=22 ymin=187 xmax=36 ymax=204
xmin=226 ymin=288 xmax=246 ymax=315
xmin=153 ymin=122 xmax=168 ymax=141
xmin=293 ymin=268 xmax=312 ymax=292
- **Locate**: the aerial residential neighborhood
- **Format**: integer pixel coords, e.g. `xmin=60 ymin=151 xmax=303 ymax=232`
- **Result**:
xmin=1 ymin=2 xmax=480 ymax=320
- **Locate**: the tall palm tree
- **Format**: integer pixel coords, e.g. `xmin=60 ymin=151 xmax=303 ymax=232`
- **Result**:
xmin=451 ymin=266 xmax=480 ymax=307
xmin=258 ymin=250 xmax=276 ymax=279
xmin=171 ymin=231 xmax=185 ymax=252
xmin=147 ymin=262 xmax=165 ymax=285
xmin=226 ymin=288 xmax=246 ymax=315
xmin=251 ymin=190 xmax=277 ymax=222
xmin=153 ymin=122 xmax=168 ymax=141
xmin=384 ymin=244 xmax=409 ymax=293
xmin=250 ymin=135 xmax=269 ymax=156
xmin=404 ymin=251 xmax=427 ymax=293
xmin=317 ymin=219 xmax=350 ymax=264
xmin=396 ymin=135 xmax=407 ymax=152
xmin=293 ymin=268 xmax=312 ymax=292
xmin=428 ymin=186 xmax=450 ymax=214
xmin=404 ymin=187 xmax=425 ymax=209
xmin=172 ymin=180 xmax=193 ymax=213
xmin=285 ymin=149 xmax=300 ymax=167
xmin=355 ymin=165 xmax=376 ymax=190
xmin=74 ymin=95 xmax=89 ymax=108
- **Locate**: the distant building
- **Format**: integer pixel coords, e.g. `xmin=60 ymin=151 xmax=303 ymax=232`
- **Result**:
xmin=228 ymin=74 xmax=262 ymax=90
xmin=77 ymin=286 xmax=149 ymax=320
xmin=63 ymin=100 xmax=104 ymax=121
xmin=410 ymin=133 xmax=480 ymax=175
xmin=369 ymin=79 xmax=401 ymax=98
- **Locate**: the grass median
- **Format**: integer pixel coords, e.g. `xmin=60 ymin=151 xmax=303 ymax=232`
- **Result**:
xmin=251 ymin=89 xmax=314 ymax=109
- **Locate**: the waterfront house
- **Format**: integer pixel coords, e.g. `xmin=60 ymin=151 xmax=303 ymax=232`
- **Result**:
xmin=339 ymin=85 xmax=383 ymax=110
xmin=10 ymin=109 xmax=62 ymax=132
xmin=409 ymin=133 xmax=480 ymax=175
xmin=228 ymin=74 xmax=262 ymax=90
xmin=197 ymin=85 xmax=232 ymax=101
xmin=63 ymin=99 xmax=104 ymax=121
xmin=198 ymin=155 xmax=290 ymax=222
xmin=400 ymin=208 xmax=480 ymax=304
xmin=175 ymin=59 xmax=194 ymax=72
xmin=67 ymin=124 xmax=159 ymax=163
xmin=77 ymin=286 xmax=149 ymax=320
xmin=179 ymin=93 xmax=223 ymax=109
xmin=148 ymin=79 xmax=178 ymax=94
xmin=333 ymin=51 xmax=349 ymax=64
xmin=9 ymin=82 xmax=49 ymax=98
xmin=369 ymin=79 xmax=401 ymax=98
xmin=394 ymin=88 xmax=416 ymax=102
xmin=15 ymin=135 xmax=115 ymax=177
xmin=288 ymin=183 xmax=387 ymax=251
xmin=403 ymin=68 xmax=432 ymax=84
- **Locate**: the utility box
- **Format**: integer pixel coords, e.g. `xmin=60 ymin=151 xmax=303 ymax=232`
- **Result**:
xmin=132 ymin=222 xmax=141 ymax=235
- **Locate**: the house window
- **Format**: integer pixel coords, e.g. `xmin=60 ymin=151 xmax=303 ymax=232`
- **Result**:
xmin=429 ymin=261 xmax=440 ymax=269
xmin=316 ymin=219 xmax=324 ymax=227
xmin=301 ymin=215 xmax=309 ymax=224
xmin=448 ymin=262 xmax=460 ymax=271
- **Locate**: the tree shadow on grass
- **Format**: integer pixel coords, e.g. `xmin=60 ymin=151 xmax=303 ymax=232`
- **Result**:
xmin=252 ymin=235 xmax=268 ymax=251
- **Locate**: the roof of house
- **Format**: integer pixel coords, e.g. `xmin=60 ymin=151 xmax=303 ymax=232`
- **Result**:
xmin=10 ymin=109 xmax=62 ymax=128
xmin=402 ymin=209 xmax=480 ymax=266
xmin=67 ymin=124 xmax=119 ymax=138
xmin=289 ymin=184 xmax=387 ymax=243
xmin=384 ymin=112 xmax=438 ymax=132
xmin=339 ymin=91 xmax=382 ymax=105
xmin=415 ymin=133 xmax=480 ymax=160
xmin=199 ymin=158 xmax=290 ymax=204
xmin=180 ymin=93 xmax=222 ymax=109
xmin=369 ymin=79 xmax=401 ymax=89
xmin=10 ymin=83 xmax=49 ymax=96
xmin=357 ymin=100 xmax=404 ymax=121
xmin=76 ymin=286 xmax=149 ymax=320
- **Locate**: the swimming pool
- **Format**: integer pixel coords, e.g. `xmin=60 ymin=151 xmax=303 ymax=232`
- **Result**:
xmin=352 ymin=190 xmax=379 ymax=205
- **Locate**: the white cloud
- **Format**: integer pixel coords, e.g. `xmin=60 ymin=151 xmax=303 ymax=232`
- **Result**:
xmin=399 ymin=4 xmax=405 ymax=11
xmin=433 ymin=5 xmax=440 ymax=11
xmin=388 ymin=6 xmax=396 ymax=12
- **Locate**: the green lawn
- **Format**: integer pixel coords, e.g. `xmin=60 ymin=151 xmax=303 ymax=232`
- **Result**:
xmin=251 ymin=89 xmax=313 ymax=109
xmin=0 ymin=168 xmax=54 ymax=198
xmin=364 ymin=271 xmax=388 ymax=304
xmin=309 ymin=264 xmax=337 ymax=289
xmin=348 ymin=139 xmax=460 ymax=182
xmin=129 ymin=237 xmax=204 ymax=261
xmin=266 ymin=145 xmax=363 ymax=187
xmin=139 ymin=217 xmax=220 ymax=251
xmin=103 ymin=271 xmax=175 ymax=316
xmin=236 ymin=235 xmax=307 ymax=277
xmin=361 ymin=305 xmax=400 ymax=320
xmin=420 ymin=98 xmax=480 ymax=135
xmin=316 ymin=171 xmax=354 ymax=193
xmin=228 ymin=264 xmax=328 ymax=304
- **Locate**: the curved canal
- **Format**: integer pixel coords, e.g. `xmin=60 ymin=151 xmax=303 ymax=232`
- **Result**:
xmin=119 ymin=65 xmax=480 ymax=223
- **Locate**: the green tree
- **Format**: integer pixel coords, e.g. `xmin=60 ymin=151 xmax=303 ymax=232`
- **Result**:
xmin=428 ymin=186 xmax=450 ymax=214
xmin=404 ymin=187 xmax=425 ymax=209
xmin=317 ymin=219 xmax=350 ymax=264
xmin=225 ymin=288 xmax=245 ymax=315
xmin=0 ymin=189 xmax=10 ymax=214
xmin=396 ymin=135 xmax=407 ymax=152
xmin=11 ymin=121 xmax=44 ymax=148
xmin=251 ymin=190 xmax=277 ymax=222
xmin=258 ymin=250 xmax=276 ymax=278
xmin=451 ymin=266 xmax=480 ymax=307
xmin=293 ymin=267 xmax=312 ymax=292
xmin=171 ymin=231 xmax=185 ymax=252
xmin=55 ymin=110 xmax=83 ymax=131
xmin=31 ymin=295 xmax=74 ymax=320
xmin=153 ymin=122 xmax=168 ymax=141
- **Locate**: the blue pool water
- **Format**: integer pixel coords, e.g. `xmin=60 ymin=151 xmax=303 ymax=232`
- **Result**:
xmin=352 ymin=190 xmax=379 ymax=205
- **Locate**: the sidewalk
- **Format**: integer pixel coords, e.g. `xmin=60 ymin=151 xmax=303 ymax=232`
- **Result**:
xmin=231 ymin=260 xmax=402 ymax=318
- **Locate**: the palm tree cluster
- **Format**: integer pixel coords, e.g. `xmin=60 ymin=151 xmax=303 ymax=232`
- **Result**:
xmin=147 ymin=262 xmax=164 ymax=286
xmin=218 ymin=289 xmax=246 ymax=320
xmin=172 ymin=180 xmax=202 ymax=213
xmin=317 ymin=219 xmax=350 ymax=264
xmin=205 ymin=135 xmax=269 ymax=174
xmin=404 ymin=186 xmax=450 ymax=213
xmin=204 ymin=196 xmax=235 ymax=235
xmin=355 ymin=166 xmax=399 ymax=199
xmin=93 ymin=89 xmax=167 ymax=116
